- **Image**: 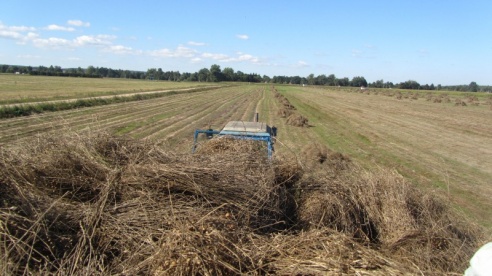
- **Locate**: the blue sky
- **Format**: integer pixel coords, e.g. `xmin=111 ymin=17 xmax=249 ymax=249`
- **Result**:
xmin=1 ymin=0 xmax=491 ymax=85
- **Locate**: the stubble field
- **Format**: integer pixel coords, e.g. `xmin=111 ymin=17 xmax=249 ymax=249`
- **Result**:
xmin=1 ymin=78 xmax=491 ymax=228
xmin=0 ymin=76 xmax=490 ymax=274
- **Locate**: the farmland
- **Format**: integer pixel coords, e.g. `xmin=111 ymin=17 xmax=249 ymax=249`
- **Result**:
xmin=1 ymin=77 xmax=491 ymax=226
xmin=0 ymin=74 xmax=220 ymax=104
xmin=0 ymin=76 xmax=490 ymax=274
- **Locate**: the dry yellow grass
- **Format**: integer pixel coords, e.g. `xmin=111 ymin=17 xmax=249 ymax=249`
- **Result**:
xmin=0 ymin=131 xmax=484 ymax=275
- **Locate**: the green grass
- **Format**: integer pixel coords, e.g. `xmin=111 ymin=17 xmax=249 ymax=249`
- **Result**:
xmin=0 ymin=74 xmax=223 ymax=104
xmin=0 ymin=86 xmax=220 ymax=119
xmin=115 ymin=122 xmax=144 ymax=135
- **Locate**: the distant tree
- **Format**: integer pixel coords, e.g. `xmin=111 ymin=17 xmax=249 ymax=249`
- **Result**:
xmin=0 ymin=65 xmax=9 ymax=73
xmin=306 ymin=74 xmax=316 ymax=85
xmin=399 ymin=80 xmax=420 ymax=90
xmin=153 ymin=68 xmax=162 ymax=80
xmin=86 ymin=66 xmax=96 ymax=76
xmin=338 ymin=77 xmax=350 ymax=86
xmin=209 ymin=64 xmax=223 ymax=82
xmin=146 ymin=68 xmax=156 ymax=79
xmin=350 ymin=76 xmax=368 ymax=87
xmin=236 ymin=71 xmax=246 ymax=82
xmin=198 ymin=68 xmax=210 ymax=82
xmin=384 ymin=81 xmax=395 ymax=88
xmin=6 ymin=66 xmax=17 ymax=73
xmin=222 ymin=67 xmax=234 ymax=81
xmin=371 ymin=79 xmax=384 ymax=88
xmin=327 ymin=74 xmax=337 ymax=86
xmin=469 ymin=81 xmax=479 ymax=92
xmin=290 ymin=76 xmax=301 ymax=85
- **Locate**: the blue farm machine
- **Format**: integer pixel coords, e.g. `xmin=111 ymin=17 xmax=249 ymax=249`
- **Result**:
xmin=192 ymin=118 xmax=276 ymax=158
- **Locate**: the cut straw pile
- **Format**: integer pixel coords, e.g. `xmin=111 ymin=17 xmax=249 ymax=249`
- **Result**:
xmin=272 ymin=86 xmax=309 ymax=127
xmin=0 ymin=131 xmax=484 ymax=275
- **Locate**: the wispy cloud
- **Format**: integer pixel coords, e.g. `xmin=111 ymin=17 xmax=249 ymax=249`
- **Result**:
xmin=202 ymin=52 xmax=229 ymax=60
xmin=32 ymin=37 xmax=72 ymax=48
xmin=104 ymin=45 xmax=142 ymax=55
xmin=17 ymin=54 xmax=41 ymax=59
xmin=73 ymin=35 xmax=115 ymax=46
xmin=295 ymin=60 xmax=309 ymax=68
xmin=236 ymin=53 xmax=259 ymax=63
xmin=200 ymin=51 xmax=262 ymax=64
xmin=351 ymin=49 xmax=363 ymax=58
xmin=0 ymin=22 xmax=36 ymax=32
xmin=417 ymin=49 xmax=429 ymax=57
xmin=1 ymin=21 xmax=264 ymax=67
xmin=31 ymin=34 xmax=115 ymax=49
xmin=149 ymin=46 xmax=197 ymax=58
xmin=352 ymin=44 xmax=378 ymax=59
xmin=0 ymin=22 xmax=37 ymax=41
xmin=45 ymin=24 xmax=75 ymax=32
xmin=236 ymin=34 xmax=249 ymax=40
xmin=191 ymin=57 xmax=203 ymax=63
xmin=188 ymin=41 xmax=206 ymax=46
xmin=67 ymin=20 xmax=90 ymax=27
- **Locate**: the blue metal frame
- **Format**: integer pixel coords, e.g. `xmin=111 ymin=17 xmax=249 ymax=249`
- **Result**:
xmin=192 ymin=129 xmax=273 ymax=158
xmin=192 ymin=129 xmax=220 ymax=153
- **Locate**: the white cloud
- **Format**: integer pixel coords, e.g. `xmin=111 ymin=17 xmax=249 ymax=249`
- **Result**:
xmin=188 ymin=41 xmax=206 ymax=46
xmin=202 ymin=52 xmax=230 ymax=61
xmin=296 ymin=60 xmax=309 ymax=68
xmin=191 ymin=57 xmax=203 ymax=63
xmin=236 ymin=34 xmax=249 ymax=40
xmin=17 ymin=54 xmax=41 ymax=59
xmin=0 ymin=30 xmax=23 ymax=40
xmin=149 ymin=46 xmax=197 ymax=58
xmin=237 ymin=54 xmax=259 ymax=63
xmin=67 ymin=20 xmax=90 ymax=27
xmin=73 ymin=35 xmax=115 ymax=46
xmin=0 ymin=23 xmax=37 ymax=41
xmin=45 ymin=24 xmax=75 ymax=32
xmin=104 ymin=45 xmax=141 ymax=55
xmin=201 ymin=51 xmax=262 ymax=64
xmin=33 ymin=37 xmax=72 ymax=48
xmin=0 ymin=22 xmax=36 ymax=32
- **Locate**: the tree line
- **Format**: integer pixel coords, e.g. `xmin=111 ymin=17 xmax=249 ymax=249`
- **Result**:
xmin=1 ymin=64 xmax=490 ymax=92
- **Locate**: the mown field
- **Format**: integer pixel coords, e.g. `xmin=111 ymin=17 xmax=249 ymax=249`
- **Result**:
xmin=280 ymin=85 xmax=492 ymax=229
xmin=0 ymin=78 xmax=491 ymax=228
xmin=0 ymin=74 xmax=220 ymax=104
xmin=0 ymin=76 xmax=490 ymax=274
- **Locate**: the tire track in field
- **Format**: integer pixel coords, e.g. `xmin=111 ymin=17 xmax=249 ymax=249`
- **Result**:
xmin=160 ymin=88 xmax=261 ymax=151
xmin=143 ymin=88 xmax=248 ymax=141
xmin=129 ymin=96 xmax=222 ymax=139
xmin=0 ymin=93 xmax=201 ymax=143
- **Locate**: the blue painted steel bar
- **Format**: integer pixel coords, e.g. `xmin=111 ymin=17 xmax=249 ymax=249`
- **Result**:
xmin=192 ymin=129 xmax=220 ymax=153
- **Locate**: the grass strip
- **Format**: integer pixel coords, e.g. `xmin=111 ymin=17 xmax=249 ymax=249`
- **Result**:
xmin=0 ymin=87 xmax=219 ymax=119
